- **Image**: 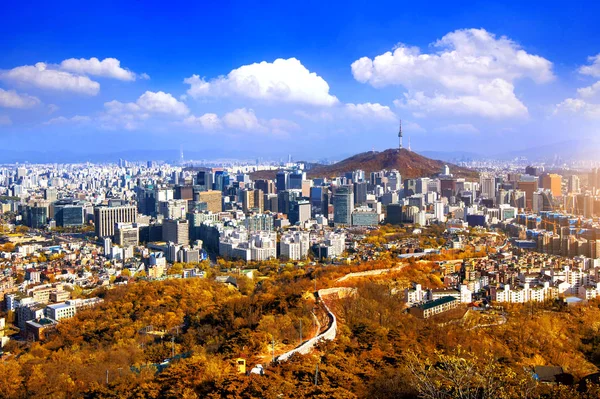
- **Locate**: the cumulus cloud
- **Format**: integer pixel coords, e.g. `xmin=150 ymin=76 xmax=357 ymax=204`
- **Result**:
xmin=345 ymin=102 xmax=397 ymax=121
xmin=579 ymin=54 xmax=600 ymax=77
xmin=0 ymin=88 xmax=40 ymax=108
xmin=0 ymin=115 xmax=11 ymax=126
xmin=107 ymin=91 xmax=189 ymax=117
xmin=554 ymin=98 xmax=600 ymax=119
xmin=352 ymin=28 xmax=552 ymax=118
xmin=223 ymin=108 xmax=266 ymax=132
xmin=183 ymin=113 xmax=222 ymax=130
xmin=184 ymin=58 xmax=338 ymax=106
xmin=100 ymin=91 xmax=188 ymax=130
xmin=577 ymin=81 xmax=600 ymax=98
xmin=554 ymin=54 xmax=600 ymax=119
xmin=395 ymin=79 xmax=528 ymax=118
xmin=434 ymin=123 xmax=480 ymax=134
xmin=136 ymin=91 xmax=189 ymax=116
xmin=59 ymin=57 xmax=142 ymax=81
xmin=183 ymin=108 xmax=298 ymax=135
xmin=0 ymin=62 xmax=100 ymax=95
xmin=44 ymin=115 xmax=91 ymax=125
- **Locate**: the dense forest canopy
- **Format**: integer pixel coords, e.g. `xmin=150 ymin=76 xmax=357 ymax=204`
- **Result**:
xmin=1 ymin=260 xmax=600 ymax=398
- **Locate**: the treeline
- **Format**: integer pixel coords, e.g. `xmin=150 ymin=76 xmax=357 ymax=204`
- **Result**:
xmin=2 ymin=260 xmax=600 ymax=398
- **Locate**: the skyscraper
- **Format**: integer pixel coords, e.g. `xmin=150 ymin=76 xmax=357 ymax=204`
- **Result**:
xmin=480 ymin=175 xmax=496 ymax=200
xmin=289 ymin=199 xmax=311 ymax=225
xmin=333 ymin=185 xmax=354 ymax=226
xmin=540 ymin=173 xmax=562 ymax=197
xmin=162 ymin=218 xmax=189 ymax=245
xmin=276 ymin=171 xmax=288 ymax=192
xmin=196 ymin=190 xmax=222 ymax=213
xmin=568 ymin=175 xmax=581 ymax=194
xmin=94 ymin=205 xmax=137 ymax=238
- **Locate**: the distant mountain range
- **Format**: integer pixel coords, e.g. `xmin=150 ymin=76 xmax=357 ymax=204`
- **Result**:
xmin=1 ymin=137 xmax=598 ymax=165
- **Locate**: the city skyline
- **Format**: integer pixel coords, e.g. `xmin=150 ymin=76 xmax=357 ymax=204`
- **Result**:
xmin=2 ymin=1 xmax=600 ymax=162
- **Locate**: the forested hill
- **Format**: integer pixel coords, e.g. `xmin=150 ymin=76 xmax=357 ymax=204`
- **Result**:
xmin=306 ymin=148 xmax=478 ymax=180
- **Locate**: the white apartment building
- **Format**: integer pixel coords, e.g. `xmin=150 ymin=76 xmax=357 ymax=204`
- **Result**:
xmin=280 ymin=231 xmax=310 ymax=260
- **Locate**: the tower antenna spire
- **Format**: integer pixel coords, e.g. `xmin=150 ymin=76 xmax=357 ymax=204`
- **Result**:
xmin=408 ymin=136 xmax=411 ymax=152
xmin=398 ymin=120 xmax=403 ymax=150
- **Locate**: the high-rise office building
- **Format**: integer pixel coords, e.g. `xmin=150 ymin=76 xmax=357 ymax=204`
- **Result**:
xmin=568 ymin=175 xmax=581 ymax=194
xmin=278 ymin=190 xmax=301 ymax=215
xmin=289 ymin=199 xmax=311 ymax=225
xmin=94 ymin=205 xmax=137 ymax=238
xmin=212 ymin=171 xmax=229 ymax=192
xmin=241 ymin=189 xmax=255 ymax=213
xmin=353 ymin=182 xmax=368 ymax=206
xmin=196 ymin=190 xmax=222 ymax=213
xmin=162 ymin=219 xmax=189 ymax=245
xmin=158 ymin=199 xmax=188 ymax=220
xmin=333 ymin=185 xmax=353 ymax=226
xmin=480 ymin=175 xmax=496 ymax=200
xmin=276 ymin=171 xmax=288 ymax=192
xmin=517 ymin=181 xmax=538 ymax=210
xmin=55 ymin=200 xmax=86 ymax=227
xmin=255 ymin=179 xmax=275 ymax=194
xmin=196 ymin=170 xmax=210 ymax=191
xmin=253 ymin=189 xmax=264 ymax=212
xmin=44 ymin=188 xmax=58 ymax=202
xmin=288 ymin=170 xmax=305 ymax=190
xmin=115 ymin=223 xmax=139 ymax=247
xmin=27 ymin=205 xmax=48 ymax=229
xmin=174 ymin=185 xmax=194 ymax=201
xmin=540 ymin=173 xmax=562 ymax=197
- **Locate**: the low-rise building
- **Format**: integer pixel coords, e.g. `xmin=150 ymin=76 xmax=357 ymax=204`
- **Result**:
xmin=409 ymin=296 xmax=459 ymax=319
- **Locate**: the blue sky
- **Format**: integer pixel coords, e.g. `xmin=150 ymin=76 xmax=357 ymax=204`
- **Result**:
xmin=1 ymin=1 xmax=600 ymax=161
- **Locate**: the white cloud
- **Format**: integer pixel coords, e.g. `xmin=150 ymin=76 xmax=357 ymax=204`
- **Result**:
xmin=0 ymin=88 xmax=40 ymax=109
xmin=183 ymin=113 xmax=222 ymax=130
xmin=47 ymin=104 xmax=59 ymax=114
xmin=434 ymin=123 xmax=480 ymax=134
xmin=106 ymin=91 xmax=189 ymax=117
xmin=136 ymin=91 xmax=189 ymax=116
xmin=59 ymin=57 xmax=140 ymax=81
xmin=579 ymin=54 xmax=600 ymax=77
xmin=0 ymin=62 xmax=100 ymax=95
xmin=352 ymin=28 xmax=552 ymax=118
xmin=183 ymin=108 xmax=298 ymax=136
xmin=223 ymin=108 xmax=266 ymax=132
xmin=554 ymin=54 xmax=600 ymax=119
xmin=345 ymin=102 xmax=397 ymax=121
xmin=0 ymin=115 xmax=11 ymax=126
xmin=395 ymin=79 xmax=528 ymax=118
xmin=554 ymin=98 xmax=600 ymax=119
xmin=100 ymin=91 xmax=187 ymax=130
xmin=44 ymin=115 xmax=91 ymax=125
xmin=139 ymin=73 xmax=151 ymax=80
xmin=184 ymin=58 xmax=338 ymax=106
xmin=577 ymin=81 xmax=600 ymax=98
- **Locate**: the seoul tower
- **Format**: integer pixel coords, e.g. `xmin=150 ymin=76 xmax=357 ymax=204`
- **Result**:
xmin=398 ymin=120 xmax=403 ymax=149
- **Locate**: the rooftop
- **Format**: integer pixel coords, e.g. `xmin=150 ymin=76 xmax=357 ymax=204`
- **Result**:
xmin=418 ymin=296 xmax=458 ymax=311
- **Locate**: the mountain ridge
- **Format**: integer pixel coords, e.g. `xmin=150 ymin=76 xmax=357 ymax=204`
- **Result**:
xmin=251 ymin=148 xmax=478 ymax=180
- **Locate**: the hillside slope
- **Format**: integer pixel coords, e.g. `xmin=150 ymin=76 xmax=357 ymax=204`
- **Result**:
xmin=306 ymin=148 xmax=478 ymax=180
